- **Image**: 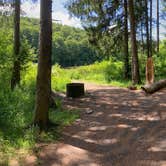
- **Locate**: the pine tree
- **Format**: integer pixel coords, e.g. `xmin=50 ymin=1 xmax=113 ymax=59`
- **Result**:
xmin=157 ymin=0 xmax=159 ymax=53
xmin=128 ymin=0 xmax=140 ymax=84
xmin=11 ymin=0 xmax=21 ymax=89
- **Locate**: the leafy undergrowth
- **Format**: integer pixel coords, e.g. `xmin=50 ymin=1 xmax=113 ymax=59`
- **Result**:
xmin=60 ymin=57 xmax=165 ymax=88
xmin=62 ymin=60 xmax=132 ymax=87
xmin=0 ymin=64 xmax=78 ymax=165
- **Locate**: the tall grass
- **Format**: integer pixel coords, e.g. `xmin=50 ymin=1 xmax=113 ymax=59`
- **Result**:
xmin=63 ymin=60 xmax=131 ymax=87
xmin=0 ymin=64 xmax=77 ymax=164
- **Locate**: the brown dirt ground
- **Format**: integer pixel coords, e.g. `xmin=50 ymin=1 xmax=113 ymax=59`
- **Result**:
xmin=29 ymin=82 xmax=166 ymax=166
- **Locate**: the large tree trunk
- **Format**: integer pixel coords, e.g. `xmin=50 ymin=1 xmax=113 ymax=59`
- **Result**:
xmin=124 ymin=0 xmax=130 ymax=80
xmin=11 ymin=0 xmax=20 ymax=90
xmin=145 ymin=0 xmax=154 ymax=85
xmin=128 ymin=0 xmax=141 ymax=85
xmin=142 ymin=80 xmax=166 ymax=94
xmin=157 ymin=0 xmax=159 ymax=53
xmin=146 ymin=57 xmax=154 ymax=84
xmin=34 ymin=0 xmax=52 ymax=130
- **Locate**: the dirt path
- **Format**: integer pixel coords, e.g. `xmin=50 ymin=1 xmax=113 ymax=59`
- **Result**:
xmin=38 ymin=83 xmax=166 ymax=166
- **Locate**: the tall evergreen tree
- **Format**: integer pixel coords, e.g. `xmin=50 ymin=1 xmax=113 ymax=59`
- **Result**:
xmin=157 ymin=0 xmax=159 ymax=53
xmin=67 ymin=0 xmax=131 ymax=78
xmin=128 ymin=0 xmax=140 ymax=84
xmin=149 ymin=0 xmax=152 ymax=57
xmin=11 ymin=0 xmax=21 ymax=89
xmin=123 ymin=0 xmax=130 ymax=79
xmin=145 ymin=0 xmax=150 ymax=58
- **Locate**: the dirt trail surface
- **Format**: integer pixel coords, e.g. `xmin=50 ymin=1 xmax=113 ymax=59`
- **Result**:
xmin=38 ymin=82 xmax=166 ymax=166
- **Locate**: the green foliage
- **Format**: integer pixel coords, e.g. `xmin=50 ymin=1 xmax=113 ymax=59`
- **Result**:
xmin=50 ymin=109 xmax=80 ymax=126
xmin=138 ymin=40 xmax=166 ymax=81
xmin=52 ymin=64 xmax=71 ymax=92
xmin=19 ymin=39 xmax=36 ymax=69
xmin=20 ymin=17 xmax=102 ymax=67
xmin=104 ymin=60 xmax=123 ymax=82
xmin=62 ymin=59 xmax=131 ymax=87
xmin=0 ymin=28 xmax=13 ymax=71
xmin=0 ymin=64 xmax=79 ymax=163
xmin=0 ymin=71 xmax=36 ymax=163
xmin=153 ymin=42 xmax=166 ymax=79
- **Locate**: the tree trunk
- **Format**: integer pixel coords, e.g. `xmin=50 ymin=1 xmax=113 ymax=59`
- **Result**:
xmin=11 ymin=0 xmax=20 ymax=90
xmin=145 ymin=0 xmax=154 ymax=85
xmin=149 ymin=0 xmax=152 ymax=57
xmin=124 ymin=0 xmax=130 ymax=80
xmin=140 ymin=0 xmax=145 ymax=55
xmin=157 ymin=0 xmax=159 ymax=53
xmin=128 ymin=0 xmax=141 ymax=85
xmin=34 ymin=0 xmax=52 ymax=130
xmin=141 ymin=19 xmax=144 ymax=55
xmin=141 ymin=79 xmax=166 ymax=94
xmin=146 ymin=57 xmax=154 ymax=85
xmin=145 ymin=0 xmax=150 ymax=58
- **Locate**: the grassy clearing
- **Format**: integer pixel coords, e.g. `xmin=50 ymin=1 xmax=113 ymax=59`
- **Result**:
xmin=62 ymin=60 xmax=132 ymax=87
xmin=60 ymin=56 xmax=165 ymax=87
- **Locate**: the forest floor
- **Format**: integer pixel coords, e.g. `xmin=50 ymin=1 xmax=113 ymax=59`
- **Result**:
xmin=25 ymin=82 xmax=166 ymax=166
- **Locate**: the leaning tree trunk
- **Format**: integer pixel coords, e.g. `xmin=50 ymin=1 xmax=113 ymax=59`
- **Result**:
xmin=128 ymin=0 xmax=141 ymax=85
xmin=34 ymin=0 xmax=52 ymax=130
xmin=142 ymin=80 xmax=166 ymax=94
xmin=11 ymin=0 xmax=21 ymax=90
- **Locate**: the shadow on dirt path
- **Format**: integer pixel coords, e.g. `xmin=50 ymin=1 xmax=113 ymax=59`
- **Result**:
xmin=38 ymin=83 xmax=166 ymax=166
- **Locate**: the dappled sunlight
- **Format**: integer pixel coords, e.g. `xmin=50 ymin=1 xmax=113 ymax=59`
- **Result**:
xmin=71 ymin=131 xmax=92 ymax=138
xmin=84 ymin=138 xmax=97 ymax=144
xmin=137 ymin=160 xmax=166 ymax=166
xmin=89 ymin=126 xmax=108 ymax=131
xmin=126 ymin=112 xmax=161 ymax=121
xmin=148 ymin=140 xmax=166 ymax=152
xmin=116 ymin=124 xmax=131 ymax=128
xmin=109 ymin=113 xmax=123 ymax=117
xmin=101 ymin=138 xmax=118 ymax=145
xmin=38 ymin=84 xmax=166 ymax=165
xmin=39 ymin=143 xmax=99 ymax=166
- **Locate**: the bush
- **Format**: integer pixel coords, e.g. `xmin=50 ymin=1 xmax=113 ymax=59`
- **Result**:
xmin=104 ymin=60 xmax=123 ymax=82
xmin=153 ymin=43 xmax=166 ymax=79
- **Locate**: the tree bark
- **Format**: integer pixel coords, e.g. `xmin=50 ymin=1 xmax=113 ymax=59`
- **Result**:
xmin=145 ymin=0 xmax=154 ymax=85
xmin=11 ymin=0 xmax=20 ymax=90
xmin=157 ymin=0 xmax=159 ymax=53
xmin=146 ymin=57 xmax=154 ymax=85
xmin=128 ymin=0 xmax=141 ymax=85
xmin=140 ymin=0 xmax=145 ymax=55
xmin=142 ymin=80 xmax=166 ymax=94
xmin=145 ymin=0 xmax=150 ymax=58
xmin=34 ymin=0 xmax=52 ymax=130
xmin=149 ymin=0 xmax=152 ymax=57
xmin=124 ymin=0 xmax=130 ymax=80
xmin=141 ymin=19 xmax=144 ymax=55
